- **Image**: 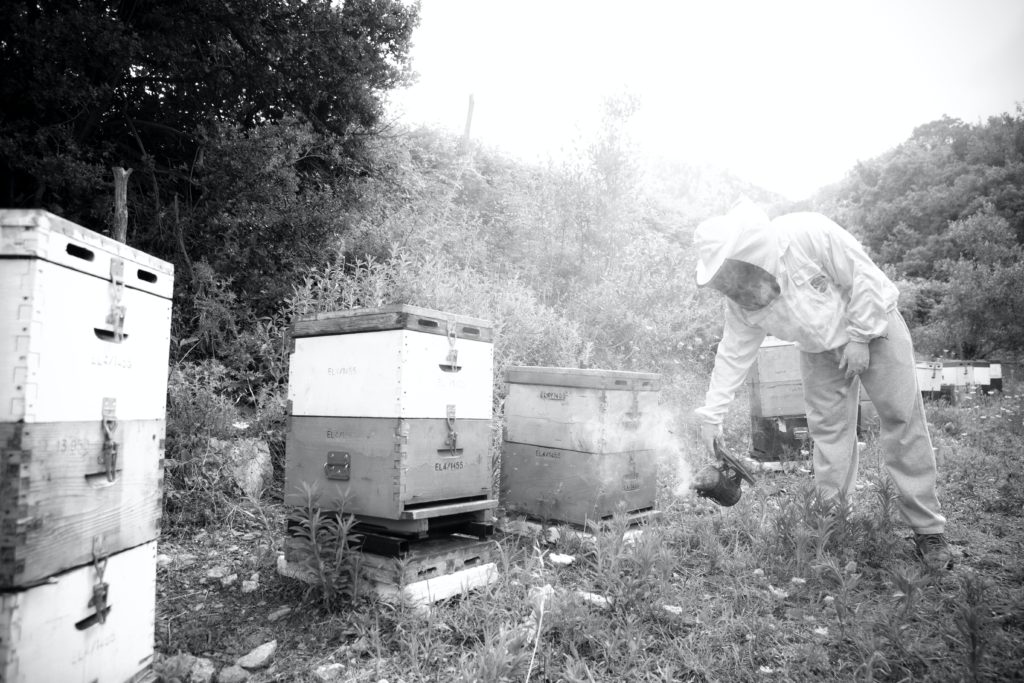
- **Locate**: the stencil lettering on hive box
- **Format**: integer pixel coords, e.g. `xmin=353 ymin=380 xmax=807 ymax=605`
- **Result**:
xmin=71 ymin=631 xmax=117 ymax=665
xmin=539 ymin=390 xmax=567 ymax=401
xmin=326 ymin=366 xmax=357 ymax=377
xmin=324 ymin=430 xmax=351 ymax=440
xmin=535 ymin=449 xmax=561 ymax=459
xmin=91 ymin=351 xmax=132 ymax=369
xmin=435 ymin=460 xmax=464 ymax=471
xmin=44 ymin=436 xmax=90 ymax=456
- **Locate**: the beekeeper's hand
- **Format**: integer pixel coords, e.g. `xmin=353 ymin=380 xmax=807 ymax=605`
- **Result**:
xmin=839 ymin=340 xmax=870 ymax=378
xmin=699 ymin=422 xmax=723 ymax=457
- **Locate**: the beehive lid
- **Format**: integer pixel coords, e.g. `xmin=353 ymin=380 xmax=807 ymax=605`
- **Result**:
xmin=0 ymin=208 xmax=174 ymax=298
xmin=291 ymin=304 xmax=493 ymax=341
xmin=506 ymin=366 xmax=661 ymax=390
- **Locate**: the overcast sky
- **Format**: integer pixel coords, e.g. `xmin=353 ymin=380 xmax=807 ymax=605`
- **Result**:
xmin=387 ymin=0 xmax=1024 ymax=200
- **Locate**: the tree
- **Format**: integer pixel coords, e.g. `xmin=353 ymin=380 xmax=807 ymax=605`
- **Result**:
xmin=0 ymin=0 xmax=419 ymax=265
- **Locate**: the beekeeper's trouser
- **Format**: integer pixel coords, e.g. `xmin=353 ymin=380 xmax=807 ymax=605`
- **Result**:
xmin=799 ymin=309 xmax=945 ymax=534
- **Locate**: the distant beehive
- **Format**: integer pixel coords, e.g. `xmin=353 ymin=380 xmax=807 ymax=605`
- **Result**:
xmin=284 ymin=305 xmax=497 ymax=522
xmin=500 ymin=366 xmax=661 ymax=526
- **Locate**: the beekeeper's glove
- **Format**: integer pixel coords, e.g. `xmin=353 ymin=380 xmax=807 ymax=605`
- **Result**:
xmin=699 ymin=422 xmax=723 ymax=457
xmin=839 ymin=340 xmax=870 ymax=378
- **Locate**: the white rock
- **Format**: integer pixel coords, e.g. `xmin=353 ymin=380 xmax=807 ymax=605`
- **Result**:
xmin=206 ymin=566 xmax=228 ymax=580
xmin=156 ymin=554 xmax=173 ymax=568
xmin=241 ymin=580 xmax=259 ymax=594
xmin=548 ymin=553 xmax=575 ymax=566
xmin=237 ymin=640 xmax=277 ymax=670
xmin=190 ymin=657 xmax=216 ymax=683
xmin=221 ymin=573 xmax=238 ymax=587
xmin=313 ymin=663 xmax=346 ymax=682
xmin=576 ymin=591 xmax=611 ymax=609
xmin=216 ymin=664 xmax=250 ymax=683
xmin=207 ymin=437 xmax=272 ymax=498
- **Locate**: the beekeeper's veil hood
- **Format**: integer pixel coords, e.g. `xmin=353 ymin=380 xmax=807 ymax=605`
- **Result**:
xmin=694 ymin=199 xmax=774 ymax=286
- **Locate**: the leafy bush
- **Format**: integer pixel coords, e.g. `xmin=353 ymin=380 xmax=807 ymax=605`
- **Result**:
xmin=163 ymin=360 xmax=243 ymax=529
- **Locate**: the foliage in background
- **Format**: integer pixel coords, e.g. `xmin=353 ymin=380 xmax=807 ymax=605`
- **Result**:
xmin=817 ymin=107 xmax=1024 ymax=358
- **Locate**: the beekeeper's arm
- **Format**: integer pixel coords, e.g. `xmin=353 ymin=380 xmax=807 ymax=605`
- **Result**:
xmin=694 ymin=304 xmax=766 ymax=454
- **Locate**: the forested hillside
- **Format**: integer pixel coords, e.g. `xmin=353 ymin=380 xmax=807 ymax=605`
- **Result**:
xmin=3 ymin=0 xmax=1022 ymax=491
xmin=814 ymin=112 xmax=1024 ymax=359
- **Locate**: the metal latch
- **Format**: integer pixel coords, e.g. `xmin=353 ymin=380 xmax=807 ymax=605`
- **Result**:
xmin=107 ymin=258 xmax=127 ymax=343
xmin=324 ymin=451 xmax=350 ymax=481
xmin=89 ymin=537 xmax=110 ymax=625
xmin=100 ymin=398 xmax=119 ymax=482
xmin=440 ymin=404 xmax=463 ymax=456
xmin=438 ymin=319 xmax=461 ymax=372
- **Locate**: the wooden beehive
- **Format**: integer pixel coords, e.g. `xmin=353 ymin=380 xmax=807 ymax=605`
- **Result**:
xmin=750 ymin=415 xmax=810 ymax=461
xmin=989 ymin=363 xmax=1003 ymax=392
xmin=747 ymin=337 xmax=805 ymax=418
xmin=501 ymin=366 xmax=661 ymax=526
xmin=502 ymin=366 xmax=661 ymax=452
xmin=0 ymin=420 xmax=164 ymax=587
xmin=285 ymin=416 xmax=494 ymax=520
xmin=0 ymin=539 xmax=157 ymax=683
xmin=0 ymin=210 xmax=173 ymax=588
xmin=500 ymin=442 xmax=658 ymax=526
xmin=285 ymin=305 xmax=497 ymax=523
xmin=288 ymin=305 xmax=493 ymax=419
xmin=0 ymin=210 xmax=174 ymax=424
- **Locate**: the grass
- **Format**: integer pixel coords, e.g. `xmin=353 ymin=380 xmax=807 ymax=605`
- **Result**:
xmin=154 ymin=384 xmax=1024 ymax=682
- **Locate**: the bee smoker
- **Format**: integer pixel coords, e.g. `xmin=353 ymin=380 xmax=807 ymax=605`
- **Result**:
xmin=692 ymin=438 xmax=756 ymax=506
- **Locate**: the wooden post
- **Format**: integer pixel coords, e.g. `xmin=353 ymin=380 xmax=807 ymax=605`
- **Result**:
xmin=113 ymin=167 xmax=132 ymax=243
xmin=460 ymin=93 xmax=475 ymax=154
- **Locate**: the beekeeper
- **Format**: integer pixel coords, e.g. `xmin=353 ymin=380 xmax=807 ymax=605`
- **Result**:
xmin=692 ymin=200 xmax=952 ymax=570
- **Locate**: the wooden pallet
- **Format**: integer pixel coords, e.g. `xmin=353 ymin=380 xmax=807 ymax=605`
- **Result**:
xmin=279 ymin=534 xmax=498 ymax=607
xmin=499 ymin=508 xmax=662 ymax=535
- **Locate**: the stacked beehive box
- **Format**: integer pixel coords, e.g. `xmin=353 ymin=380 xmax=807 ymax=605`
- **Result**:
xmin=285 ymin=305 xmax=497 ymax=545
xmin=500 ymin=366 xmax=661 ymax=527
xmin=1 ymin=209 xmax=173 ymax=682
xmin=747 ymin=337 xmax=811 ymax=460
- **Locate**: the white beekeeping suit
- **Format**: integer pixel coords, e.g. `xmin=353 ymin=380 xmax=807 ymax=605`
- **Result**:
xmin=691 ymin=200 xmax=952 ymax=570
xmin=694 ymin=204 xmax=900 ymax=425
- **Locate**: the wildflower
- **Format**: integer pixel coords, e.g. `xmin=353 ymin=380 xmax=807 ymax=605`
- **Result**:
xmin=790 ymin=577 xmax=806 ymax=585
xmin=843 ymin=561 xmax=858 ymax=573
xmin=753 ymin=568 xmax=765 ymax=577
xmin=768 ymin=585 xmax=789 ymax=599
xmin=813 ymin=627 xmax=829 ymax=637
xmin=823 ymin=595 xmax=835 ymax=605
xmin=759 ymin=665 xmax=774 ymax=673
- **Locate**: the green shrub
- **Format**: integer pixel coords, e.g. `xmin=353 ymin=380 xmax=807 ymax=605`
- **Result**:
xmin=163 ymin=360 xmax=243 ymax=530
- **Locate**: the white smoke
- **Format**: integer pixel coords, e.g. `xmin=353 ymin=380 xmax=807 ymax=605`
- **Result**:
xmin=573 ymin=400 xmax=696 ymax=499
